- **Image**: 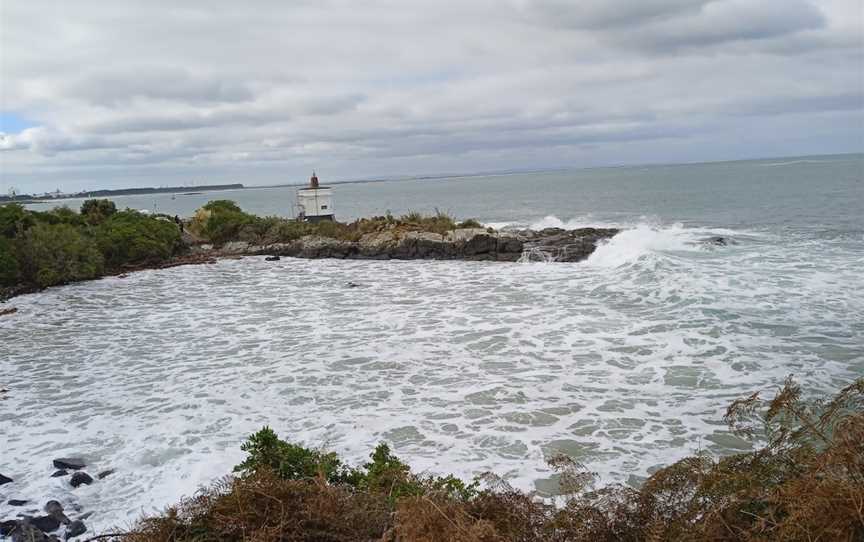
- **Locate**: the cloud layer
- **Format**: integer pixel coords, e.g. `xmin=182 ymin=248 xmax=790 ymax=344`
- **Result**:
xmin=1 ymin=0 xmax=861 ymax=192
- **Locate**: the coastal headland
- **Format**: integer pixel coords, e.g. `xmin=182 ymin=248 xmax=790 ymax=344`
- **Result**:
xmin=0 ymin=199 xmax=619 ymax=302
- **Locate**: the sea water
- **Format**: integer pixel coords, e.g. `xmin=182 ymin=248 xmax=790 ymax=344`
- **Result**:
xmin=3 ymin=154 xmax=864 ymax=533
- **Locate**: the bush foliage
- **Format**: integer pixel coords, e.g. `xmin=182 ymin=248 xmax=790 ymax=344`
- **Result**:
xmin=119 ymin=377 xmax=864 ymax=541
xmin=189 ymin=200 xmax=484 ymax=246
xmin=0 ymin=200 xmax=182 ymax=289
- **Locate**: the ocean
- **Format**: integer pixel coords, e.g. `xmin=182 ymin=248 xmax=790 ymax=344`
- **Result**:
xmin=3 ymin=153 xmax=864 ymax=532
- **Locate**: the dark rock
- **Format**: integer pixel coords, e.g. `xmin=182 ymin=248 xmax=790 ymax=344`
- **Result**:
xmin=50 ymin=470 xmax=68 ymax=478
xmin=75 ymin=512 xmax=93 ymax=521
xmin=0 ymin=473 xmax=12 ymax=485
xmin=12 ymin=521 xmax=52 ymax=542
xmin=463 ymin=233 xmax=497 ymax=255
xmin=521 ymin=227 xmax=619 ymax=262
xmin=496 ymin=236 xmax=523 ymax=254
xmin=705 ymin=235 xmax=733 ymax=246
xmin=96 ymin=469 xmax=115 ymax=479
xmin=42 ymin=501 xmax=69 ymax=525
xmin=264 ymin=255 xmax=280 ymax=261
xmin=30 ymin=515 xmax=61 ymax=533
xmin=52 ymin=459 xmax=85 ymax=471
xmin=1 ymin=520 xmax=18 ymax=536
xmin=69 ymin=472 xmax=93 ymax=488
xmin=8 ymin=499 xmax=29 ymax=506
xmin=65 ymin=520 xmax=86 ymax=539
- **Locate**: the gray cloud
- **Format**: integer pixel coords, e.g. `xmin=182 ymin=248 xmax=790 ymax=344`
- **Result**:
xmin=0 ymin=0 xmax=860 ymax=192
xmin=66 ymin=68 xmax=257 ymax=106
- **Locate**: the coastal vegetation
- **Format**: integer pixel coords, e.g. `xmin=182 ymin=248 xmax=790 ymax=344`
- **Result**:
xmin=0 ymin=201 xmax=182 ymax=291
xmin=117 ymin=377 xmax=863 ymax=541
xmin=0 ymin=199 xmax=499 ymax=299
xmin=190 ymin=200 xmax=487 ymax=246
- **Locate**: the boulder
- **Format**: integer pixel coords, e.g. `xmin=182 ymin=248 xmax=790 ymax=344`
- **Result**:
xmin=521 ymin=227 xmax=619 ymax=263
xmin=395 ymin=231 xmax=450 ymax=259
xmin=11 ymin=521 xmax=52 ymax=542
xmin=357 ymin=230 xmax=398 ymax=256
xmin=30 ymin=515 xmax=61 ymax=533
xmin=96 ymin=469 xmax=115 ymax=479
xmin=496 ymin=235 xmax=523 ymax=255
xmin=462 ymin=233 xmax=497 ymax=256
xmin=65 ymin=520 xmax=86 ymax=539
xmin=704 ymin=235 xmax=734 ymax=246
xmin=44 ymin=501 xmax=68 ymax=525
xmin=219 ymin=241 xmax=251 ymax=255
xmin=69 ymin=472 xmax=93 ymax=488
xmin=52 ymin=459 xmax=85 ymax=471
xmin=0 ymin=473 xmax=12 ymax=485
xmin=50 ymin=470 xmax=68 ymax=478
xmin=446 ymin=228 xmax=489 ymax=244
xmin=0 ymin=520 xmax=17 ymax=537
xmin=297 ymin=236 xmax=355 ymax=259
xmin=264 ymin=255 xmax=280 ymax=262
xmin=8 ymin=500 xmax=29 ymax=506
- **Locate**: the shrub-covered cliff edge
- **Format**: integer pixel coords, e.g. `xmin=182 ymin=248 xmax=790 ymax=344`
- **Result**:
xmin=4 ymin=377 xmax=854 ymax=541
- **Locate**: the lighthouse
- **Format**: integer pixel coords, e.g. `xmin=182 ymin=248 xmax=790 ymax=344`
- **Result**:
xmin=296 ymin=171 xmax=335 ymax=222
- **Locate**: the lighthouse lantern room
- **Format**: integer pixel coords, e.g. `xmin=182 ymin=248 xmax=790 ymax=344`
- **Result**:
xmin=296 ymin=171 xmax=334 ymax=222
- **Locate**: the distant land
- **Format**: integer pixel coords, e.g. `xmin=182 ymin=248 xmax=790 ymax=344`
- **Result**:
xmin=0 ymin=183 xmax=244 ymax=204
xmin=2 ymin=152 xmax=859 ymax=204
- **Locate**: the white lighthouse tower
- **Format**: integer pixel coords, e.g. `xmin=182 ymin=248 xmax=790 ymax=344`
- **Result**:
xmin=296 ymin=171 xmax=334 ymax=222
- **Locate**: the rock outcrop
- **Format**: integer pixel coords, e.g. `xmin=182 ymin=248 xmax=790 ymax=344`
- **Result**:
xmin=52 ymin=459 xmax=85 ymax=471
xmin=207 ymin=227 xmax=620 ymax=263
xmin=69 ymin=472 xmax=93 ymax=488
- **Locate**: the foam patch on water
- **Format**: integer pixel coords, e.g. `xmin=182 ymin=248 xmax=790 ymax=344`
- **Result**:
xmin=1 ymin=225 xmax=862 ymax=535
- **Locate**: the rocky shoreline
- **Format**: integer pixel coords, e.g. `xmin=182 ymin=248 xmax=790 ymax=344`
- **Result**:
xmin=0 ymin=226 xmax=620 ymax=305
xmin=200 ymin=226 xmax=621 ymax=263
xmin=0 ymin=458 xmax=112 ymax=541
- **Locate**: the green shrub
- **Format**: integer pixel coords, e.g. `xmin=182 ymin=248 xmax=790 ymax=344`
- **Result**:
xmin=0 ymin=203 xmax=33 ymax=238
xmin=193 ymin=200 xmax=255 ymax=245
xmin=233 ymin=426 xmax=348 ymax=483
xmin=264 ymin=220 xmax=310 ymax=243
xmin=0 ymin=237 xmax=20 ymax=286
xmin=202 ymin=200 xmax=243 ymax=213
xmin=16 ymin=223 xmax=104 ymax=287
xmin=458 ymin=218 xmax=483 ymax=229
xmin=25 ymin=206 xmax=86 ymax=228
xmin=95 ymin=210 xmax=182 ymax=268
xmin=81 ymin=199 xmax=117 ymax=225
xmin=233 ymin=428 xmax=479 ymax=503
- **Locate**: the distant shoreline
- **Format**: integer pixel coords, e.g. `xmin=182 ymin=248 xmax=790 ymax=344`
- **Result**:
xmin=0 ymin=183 xmax=244 ymax=205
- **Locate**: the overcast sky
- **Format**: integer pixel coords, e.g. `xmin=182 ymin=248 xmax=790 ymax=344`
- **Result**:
xmin=1 ymin=0 xmax=862 ymax=193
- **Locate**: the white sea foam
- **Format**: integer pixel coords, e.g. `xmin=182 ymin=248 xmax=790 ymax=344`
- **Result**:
xmin=1 ymin=224 xmax=862 ymax=535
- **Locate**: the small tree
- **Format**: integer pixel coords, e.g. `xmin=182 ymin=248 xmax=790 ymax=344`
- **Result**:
xmin=81 ymin=199 xmax=117 ymax=225
xmin=17 ymin=223 xmax=104 ymax=287
xmin=0 ymin=237 xmax=20 ymax=286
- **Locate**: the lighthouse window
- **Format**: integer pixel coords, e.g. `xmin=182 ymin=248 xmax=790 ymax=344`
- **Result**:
xmin=321 ymin=205 xmax=328 ymax=209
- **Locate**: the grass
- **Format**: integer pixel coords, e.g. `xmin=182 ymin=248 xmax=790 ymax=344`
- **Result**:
xmin=115 ymin=376 xmax=863 ymax=541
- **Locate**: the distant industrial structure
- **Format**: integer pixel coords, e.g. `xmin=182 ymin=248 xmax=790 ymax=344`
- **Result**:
xmin=296 ymin=171 xmax=334 ymax=222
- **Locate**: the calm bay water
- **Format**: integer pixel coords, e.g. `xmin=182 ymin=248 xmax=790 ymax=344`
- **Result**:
xmin=26 ymin=154 xmax=864 ymax=234
xmin=4 ymin=154 xmax=864 ymax=533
